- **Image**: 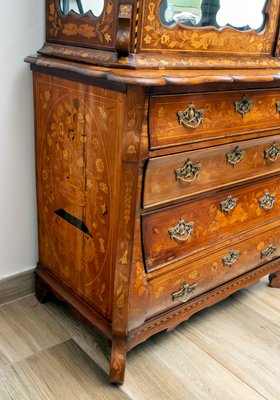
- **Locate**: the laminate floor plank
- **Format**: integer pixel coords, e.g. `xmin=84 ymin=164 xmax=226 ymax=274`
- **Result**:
xmin=177 ymin=293 xmax=280 ymax=400
xmin=232 ymin=278 xmax=280 ymax=325
xmin=0 ymin=340 xmax=132 ymax=400
xmin=0 ymin=296 xmax=70 ymax=365
xmin=148 ymin=329 xmax=264 ymax=400
xmin=43 ymin=299 xmax=110 ymax=374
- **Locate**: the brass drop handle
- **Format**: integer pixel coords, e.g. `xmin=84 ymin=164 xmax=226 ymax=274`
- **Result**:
xmin=227 ymin=146 xmax=245 ymax=166
xmin=175 ymin=159 xmax=201 ymax=183
xmin=276 ymin=101 xmax=280 ymax=113
xmin=168 ymin=219 xmax=194 ymax=242
xmin=235 ymin=96 xmax=253 ymax=117
xmin=177 ymin=103 xmax=205 ymax=129
xmin=261 ymin=244 xmax=277 ymax=261
xmin=222 ymin=249 xmax=240 ymax=267
xmin=220 ymin=196 xmax=238 ymax=213
xmin=259 ymin=192 xmax=275 ymax=210
xmin=172 ymin=283 xmax=198 ymax=303
xmin=264 ymin=142 xmax=280 ymax=162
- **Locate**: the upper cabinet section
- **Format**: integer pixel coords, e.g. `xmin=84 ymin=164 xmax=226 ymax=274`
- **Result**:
xmin=139 ymin=0 xmax=279 ymax=55
xmin=46 ymin=0 xmax=117 ymax=49
xmin=43 ymin=0 xmax=280 ymax=69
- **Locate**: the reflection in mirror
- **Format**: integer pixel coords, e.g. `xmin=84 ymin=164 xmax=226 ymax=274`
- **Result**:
xmin=60 ymin=0 xmax=104 ymax=16
xmin=160 ymin=0 xmax=268 ymax=31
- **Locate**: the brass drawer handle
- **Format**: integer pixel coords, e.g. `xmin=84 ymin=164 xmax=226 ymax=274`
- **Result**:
xmin=172 ymin=283 xmax=198 ymax=303
xmin=168 ymin=219 xmax=194 ymax=242
xmin=264 ymin=142 xmax=280 ymax=162
xmin=261 ymin=244 xmax=277 ymax=261
xmin=276 ymin=101 xmax=280 ymax=113
xmin=177 ymin=103 xmax=205 ymax=129
xmin=259 ymin=192 xmax=275 ymax=210
xmin=220 ymin=195 xmax=238 ymax=213
xmin=227 ymin=146 xmax=245 ymax=166
xmin=222 ymin=249 xmax=240 ymax=267
xmin=235 ymin=96 xmax=253 ymax=117
xmin=175 ymin=159 xmax=202 ymax=183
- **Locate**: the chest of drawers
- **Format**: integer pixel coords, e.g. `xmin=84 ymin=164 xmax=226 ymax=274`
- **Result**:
xmin=27 ymin=66 xmax=280 ymax=384
xmin=26 ymin=0 xmax=280 ymax=384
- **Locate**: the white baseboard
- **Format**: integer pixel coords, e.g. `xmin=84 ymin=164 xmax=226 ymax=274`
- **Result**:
xmin=0 ymin=267 xmax=35 ymax=305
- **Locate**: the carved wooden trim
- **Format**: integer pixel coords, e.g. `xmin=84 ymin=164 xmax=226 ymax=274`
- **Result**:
xmin=139 ymin=0 xmax=280 ymax=56
xmin=46 ymin=0 xmax=117 ymax=49
xmin=116 ymin=3 xmax=133 ymax=54
xmin=26 ymin=54 xmax=280 ymax=86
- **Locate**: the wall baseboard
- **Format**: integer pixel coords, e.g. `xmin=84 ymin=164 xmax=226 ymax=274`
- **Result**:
xmin=0 ymin=268 xmax=35 ymax=305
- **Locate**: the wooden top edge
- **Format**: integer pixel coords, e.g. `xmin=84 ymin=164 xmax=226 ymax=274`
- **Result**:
xmin=25 ymin=55 xmax=280 ymax=87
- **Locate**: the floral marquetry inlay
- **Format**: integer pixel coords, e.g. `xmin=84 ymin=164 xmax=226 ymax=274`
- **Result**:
xmin=140 ymin=0 xmax=278 ymax=55
xmin=47 ymin=0 xmax=115 ymax=47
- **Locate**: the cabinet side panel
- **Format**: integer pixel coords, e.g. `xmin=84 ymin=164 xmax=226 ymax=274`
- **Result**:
xmin=33 ymin=72 xmax=125 ymax=320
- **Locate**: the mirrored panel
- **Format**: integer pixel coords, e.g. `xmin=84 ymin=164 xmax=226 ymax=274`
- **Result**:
xmin=60 ymin=0 xmax=104 ymax=16
xmin=160 ymin=0 xmax=268 ymax=31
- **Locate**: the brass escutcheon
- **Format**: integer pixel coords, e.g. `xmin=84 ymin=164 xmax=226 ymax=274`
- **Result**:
xmin=259 ymin=192 xmax=275 ymax=210
xmin=235 ymin=96 xmax=253 ymax=117
xmin=276 ymin=101 xmax=280 ymax=113
xmin=264 ymin=142 xmax=280 ymax=162
xmin=220 ymin=195 xmax=238 ymax=213
xmin=177 ymin=103 xmax=205 ymax=129
xmin=227 ymin=146 xmax=245 ymax=166
xmin=172 ymin=283 xmax=198 ymax=303
xmin=261 ymin=244 xmax=277 ymax=261
xmin=222 ymin=249 xmax=240 ymax=267
xmin=168 ymin=219 xmax=194 ymax=242
xmin=175 ymin=159 xmax=201 ymax=183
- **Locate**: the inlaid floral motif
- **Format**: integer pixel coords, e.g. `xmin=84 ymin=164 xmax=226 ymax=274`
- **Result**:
xmin=141 ymin=0 xmax=277 ymax=54
xmin=48 ymin=0 xmax=113 ymax=44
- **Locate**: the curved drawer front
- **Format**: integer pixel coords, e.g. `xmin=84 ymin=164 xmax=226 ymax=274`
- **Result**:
xmin=147 ymin=226 xmax=280 ymax=318
xmin=142 ymin=176 xmax=280 ymax=271
xmin=149 ymin=89 xmax=280 ymax=149
xmin=144 ymin=135 xmax=280 ymax=208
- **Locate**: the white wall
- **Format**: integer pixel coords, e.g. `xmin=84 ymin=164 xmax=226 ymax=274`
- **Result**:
xmin=0 ymin=1 xmax=45 ymax=278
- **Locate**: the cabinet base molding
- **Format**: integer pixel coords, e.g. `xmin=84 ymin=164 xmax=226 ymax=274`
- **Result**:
xmin=35 ymin=259 xmax=280 ymax=383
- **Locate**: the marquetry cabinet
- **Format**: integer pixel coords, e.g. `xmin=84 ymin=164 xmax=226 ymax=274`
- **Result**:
xmin=26 ymin=0 xmax=280 ymax=383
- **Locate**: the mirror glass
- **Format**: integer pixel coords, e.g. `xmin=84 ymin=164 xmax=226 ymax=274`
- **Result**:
xmin=60 ymin=0 xmax=104 ymax=16
xmin=160 ymin=0 xmax=268 ymax=31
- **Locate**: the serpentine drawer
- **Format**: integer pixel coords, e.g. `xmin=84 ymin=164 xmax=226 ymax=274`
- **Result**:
xmin=146 ymin=224 xmax=280 ymax=318
xmin=144 ymin=135 xmax=280 ymax=208
xmin=142 ymin=176 xmax=280 ymax=271
xmin=149 ymin=89 xmax=280 ymax=149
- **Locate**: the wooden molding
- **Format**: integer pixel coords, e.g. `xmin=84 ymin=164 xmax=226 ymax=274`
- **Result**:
xmin=0 ymin=268 xmax=35 ymax=305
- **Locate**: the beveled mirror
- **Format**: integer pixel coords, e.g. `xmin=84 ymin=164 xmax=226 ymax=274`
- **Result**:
xmin=60 ymin=0 xmax=104 ymax=16
xmin=160 ymin=0 xmax=268 ymax=31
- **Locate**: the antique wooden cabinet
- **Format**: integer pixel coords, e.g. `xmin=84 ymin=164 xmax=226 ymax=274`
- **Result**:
xmin=26 ymin=0 xmax=280 ymax=383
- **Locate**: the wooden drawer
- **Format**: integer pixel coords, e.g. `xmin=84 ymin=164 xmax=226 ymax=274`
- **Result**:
xmin=149 ymin=89 xmax=280 ymax=149
xmin=144 ymin=135 xmax=280 ymax=208
xmin=142 ymin=176 xmax=280 ymax=271
xmin=147 ymin=225 xmax=280 ymax=318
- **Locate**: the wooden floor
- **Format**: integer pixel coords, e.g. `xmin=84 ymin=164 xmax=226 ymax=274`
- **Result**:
xmin=0 ymin=277 xmax=280 ymax=399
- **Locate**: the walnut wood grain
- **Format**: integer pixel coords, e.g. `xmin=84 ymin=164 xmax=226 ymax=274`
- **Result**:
xmin=149 ymin=89 xmax=280 ymax=149
xmin=144 ymin=135 xmax=280 ymax=208
xmin=143 ymin=176 xmax=280 ymax=271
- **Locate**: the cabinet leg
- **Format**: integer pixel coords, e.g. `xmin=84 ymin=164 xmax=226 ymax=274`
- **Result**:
xmin=35 ymin=275 xmax=52 ymax=303
xmin=269 ymin=271 xmax=280 ymax=288
xmin=109 ymin=336 xmax=127 ymax=384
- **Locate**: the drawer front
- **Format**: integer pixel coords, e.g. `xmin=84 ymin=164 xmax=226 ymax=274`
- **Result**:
xmin=149 ymin=89 xmax=280 ymax=149
xmin=147 ymin=226 xmax=280 ymax=318
xmin=144 ymin=135 xmax=280 ymax=208
xmin=143 ymin=177 xmax=280 ymax=271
